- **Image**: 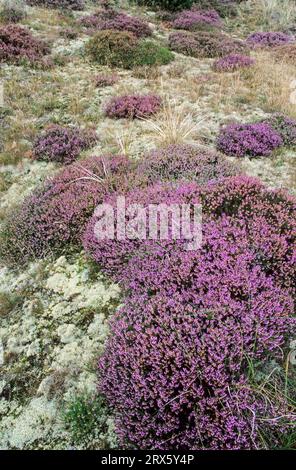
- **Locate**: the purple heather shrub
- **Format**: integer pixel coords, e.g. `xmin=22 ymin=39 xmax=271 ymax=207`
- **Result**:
xmin=104 ymin=94 xmax=162 ymax=119
xmin=173 ymin=9 xmax=222 ymax=31
xmin=261 ymin=113 xmax=296 ymax=147
xmin=32 ymin=125 xmax=98 ymax=165
xmin=216 ymin=122 xmax=283 ymax=157
xmin=99 ymin=222 xmax=295 ymax=449
xmin=83 ymin=175 xmax=296 ymax=293
xmin=0 ymin=24 xmax=50 ymax=64
xmin=246 ymin=31 xmax=293 ymax=48
xmin=94 ymin=73 xmax=119 ymax=88
xmin=137 ymin=144 xmax=239 ymax=184
xmin=213 ymin=53 xmax=255 ymax=72
xmin=80 ymin=8 xmax=152 ymax=38
xmin=169 ymin=30 xmax=248 ymax=58
xmin=200 ymin=175 xmax=296 ymax=293
xmin=1 ymin=155 xmax=133 ymax=263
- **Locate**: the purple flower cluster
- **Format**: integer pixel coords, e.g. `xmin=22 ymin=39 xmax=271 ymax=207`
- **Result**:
xmin=98 ymin=215 xmax=295 ymax=449
xmin=104 ymin=94 xmax=162 ymax=119
xmin=173 ymin=8 xmax=222 ymax=31
xmin=2 ymin=155 xmax=132 ymax=262
xmin=137 ymin=144 xmax=239 ymax=185
xmin=32 ymin=125 xmax=98 ymax=165
xmin=83 ymin=175 xmax=296 ymax=294
xmin=213 ymin=53 xmax=254 ymax=72
xmin=0 ymin=24 xmax=50 ymax=64
xmin=246 ymin=31 xmax=293 ymax=48
xmin=94 ymin=73 xmax=119 ymax=88
xmin=80 ymin=8 xmax=152 ymax=38
xmin=81 ymin=173 xmax=296 ymax=449
xmin=169 ymin=31 xmax=247 ymax=58
xmin=216 ymin=122 xmax=283 ymax=157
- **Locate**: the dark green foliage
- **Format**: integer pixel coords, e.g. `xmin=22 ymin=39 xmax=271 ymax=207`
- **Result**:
xmin=132 ymin=0 xmax=194 ymax=12
xmin=63 ymin=394 xmax=115 ymax=448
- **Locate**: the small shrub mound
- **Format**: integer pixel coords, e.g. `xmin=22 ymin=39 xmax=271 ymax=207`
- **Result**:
xmin=261 ymin=113 xmax=296 ymax=147
xmin=137 ymin=144 xmax=239 ymax=184
xmin=0 ymin=24 xmax=50 ymax=64
xmin=27 ymin=0 xmax=85 ymax=10
xmin=133 ymin=0 xmax=194 ymax=11
xmin=99 ymin=226 xmax=295 ymax=449
xmin=85 ymin=30 xmax=138 ymax=68
xmin=32 ymin=125 xmax=98 ymax=165
xmin=0 ymin=0 xmax=27 ymax=23
xmin=216 ymin=122 xmax=283 ymax=157
xmin=85 ymin=31 xmax=173 ymax=69
xmin=0 ymin=155 xmax=132 ymax=264
xmin=173 ymin=8 xmax=222 ymax=31
xmin=213 ymin=53 xmax=254 ymax=72
xmin=169 ymin=31 xmax=247 ymax=58
xmin=104 ymin=94 xmax=162 ymax=119
xmin=83 ymin=175 xmax=296 ymax=294
xmin=94 ymin=73 xmax=119 ymax=88
xmin=80 ymin=8 xmax=152 ymax=38
xmin=246 ymin=32 xmax=293 ymax=48
xmin=132 ymin=40 xmax=174 ymax=67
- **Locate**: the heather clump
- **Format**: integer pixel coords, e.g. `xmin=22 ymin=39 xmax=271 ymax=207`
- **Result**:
xmin=213 ymin=53 xmax=255 ymax=72
xmin=0 ymin=24 xmax=50 ymax=64
xmin=83 ymin=175 xmax=296 ymax=293
xmin=246 ymin=31 xmax=294 ymax=48
xmin=173 ymin=8 xmax=222 ymax=31
xmin=85 ymin=31 xmax=174 ymax=69
xmin=137 ymin=144 xmax=239 ymax=184
xmin=216 ymin=122 xmax=283 ymax=157
xmin=0 ymin=155 xmax=132 ymax=264
xmin=169 ymin=30 xmax=247 ymax=58
xmin=98 ymin=219 xmax=295 ymax=448
xmin=104 ymin=94 xmax=162 ymax=119
xmin=80 ymin=8 xmax=152 ymax=38
xmin=32 ymin=125 xmax=98 ymax=165
xmin=261 ymin=113 xmax=296 ymax=147
xmin=85 ymin=30 xmax=138 ymax=68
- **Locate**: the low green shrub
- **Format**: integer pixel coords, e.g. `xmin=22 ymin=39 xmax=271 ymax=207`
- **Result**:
xmin=86 ymin=30 xmax=174 ymax=68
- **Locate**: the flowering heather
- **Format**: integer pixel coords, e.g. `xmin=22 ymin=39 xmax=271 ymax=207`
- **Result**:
xmin=104 ymin=94 xmax=162 ymax=119
xmin=169 ymin=31 xmax=247 ymax=58
xmin=200 ymin=175 xmax=296 ymax=293
xmin=99 ymin=221 xmax=295 ymax=449
xmin=137 ymin=144 xmax=239 ymax=184
xmin=1 ymin=155 xmax=132 ymax=264
xmin=27 ymin=0 xmax=85 ymax=9
xmin=246 ymin=32 xmax=293 ymax=48
xmin=173 ymin=9 xmax=222 ymax=31
xmin=213 ymin=53 xmax=254 ymax=72
xmin=216 ymin=122 xmax=283 ymax=157
xmin=32 ymin=125 xmax=98 ymax=165
xmin=0 ymin=25 xmax=50 ymax=64
xmin=0 ymin=0 xmax=27 ymax=23
xmin=80 ymin=9 xmax=152 ymax=38
xmin=83 ymin=175 xmax=296 ymax=293
xmin=94 ymin=73 xmax=119 ymax=88
xmin=261 ymin=113 xmax=296 ymax=147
